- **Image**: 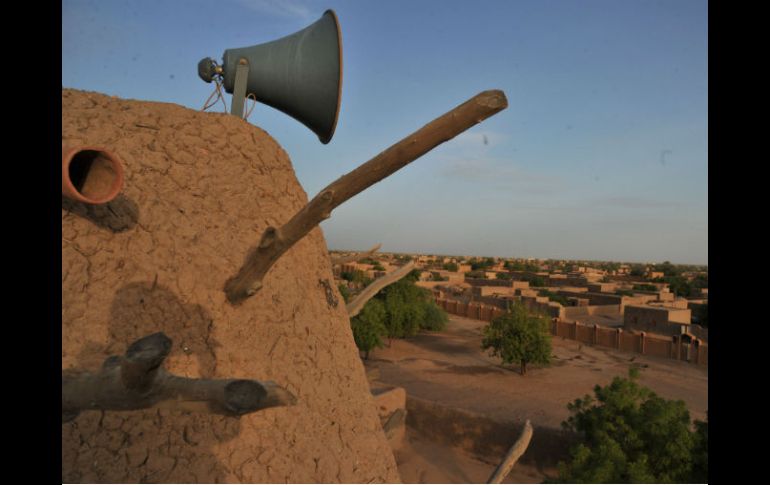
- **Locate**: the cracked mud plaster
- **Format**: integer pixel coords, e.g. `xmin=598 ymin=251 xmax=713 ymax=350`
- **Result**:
xmin=61 ymin=89 xmax=400 ymax=483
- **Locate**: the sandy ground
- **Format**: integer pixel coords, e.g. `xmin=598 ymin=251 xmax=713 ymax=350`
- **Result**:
xmin=395 ymin=428 xmax=544 ymax=484
xmin=366 ymin=314 xmax=708 ymax=483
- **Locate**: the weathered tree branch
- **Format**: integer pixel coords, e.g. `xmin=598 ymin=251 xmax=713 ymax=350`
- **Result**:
xmin=486 ymin=419 xmax=534 ymax=484
xmin=330 ymin=243 xmax=382 ymax=266
xmin=224 ymin=90 xmax=508 ymax=304
xmin=62 ymin=332 xmax=297 ymax=423
xmin=347 ymin=261 xmax=416 ymax=318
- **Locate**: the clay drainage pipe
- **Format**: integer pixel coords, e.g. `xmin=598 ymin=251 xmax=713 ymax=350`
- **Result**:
xmin=62 ymin=145 xmax=125 ymax=204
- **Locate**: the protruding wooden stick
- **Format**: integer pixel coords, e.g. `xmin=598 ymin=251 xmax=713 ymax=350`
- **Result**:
xmin=62 ymin=333 xmax=296 ymax=422
xmin=330 ymin=243 xmax=382 ymax=265
xmin=224 ymin=90 xmax=508 ymax=304
xmin=487 ymin=419 xmax=534 ymax=484
xmin=347 ymin=261 xmax=416 ymax=318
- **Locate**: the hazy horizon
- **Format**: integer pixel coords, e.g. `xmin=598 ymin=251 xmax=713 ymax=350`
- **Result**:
xmin=328 ymin=245 xmax=707 ymax=267
xmin=63 ymin=0 xmax=708 ymax=265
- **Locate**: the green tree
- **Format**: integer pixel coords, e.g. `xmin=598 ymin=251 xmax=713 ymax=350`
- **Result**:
xmin=629 ymin=264 xmax=646 ymax=277
xmin=538 ymin=289 xmax=571 ymax=306
xmin=557 ymin=370 xmax=706 ymax=483
xmin=633 ymin=284 xmax=658 ymax=292
xmin=655 ymin=261 xmax=681 ymax=277
xmin=442 ymin=262 xmax=459 ymax=272
xmin=665 ymin=275 xmax=693 ymax=297
xmin=691 ymin=273 xmax=708 ymax=289
xmin=350 ymin=299 xmax=387 ymax=359
xmin=526 ymin=275 xmax=546 ymax=287
xmin=430 ymin=272 xmax=449 ymax=282
xmin=381 ymin=279 xmax=427 ymax=339
xmin=337 ymin=283 xmax=351 ymax=303
xmin=481 ymin=303 xmax=552 ymax=375
xmin=691 ymin=413 xmax=708 ymax=483
xmin=340 ymin=270 xmax=372 ymax=286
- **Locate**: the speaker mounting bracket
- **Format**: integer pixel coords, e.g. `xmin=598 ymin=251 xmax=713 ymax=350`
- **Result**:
xmin=231 ymin=58 xmax=250 ymax=118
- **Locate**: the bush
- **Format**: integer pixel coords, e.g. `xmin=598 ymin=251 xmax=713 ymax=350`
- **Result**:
xmin=421 ymin=302 xmax=448 ymax=331
xmin=481 ymin=303 xmax=551 ymax=375
xmin=350 ymin=299 xmax=387 ymax=359
xmin=557 ymin=370 xmax=708 ymax=483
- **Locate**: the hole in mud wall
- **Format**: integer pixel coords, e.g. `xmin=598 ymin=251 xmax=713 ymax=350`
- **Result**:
xmin=69 ymin=150 xmax=118 ymax=200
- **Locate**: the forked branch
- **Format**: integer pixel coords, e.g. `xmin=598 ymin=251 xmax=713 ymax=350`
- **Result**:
xmin=224 ymin=90 xmax=508 ymax=304
xmin=487 ymin=419 xmax=534 ymax=484
xmin=62 ymin=332 xmax=296 ymax=423
xmin=347 ymin=261 xmax=416 ymax=318
xmin=330 ymin=243 xmax=382 ymax=266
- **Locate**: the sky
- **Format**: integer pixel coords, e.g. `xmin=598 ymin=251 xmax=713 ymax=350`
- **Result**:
xmin=62 ymin=0 xmax=708 ymax=265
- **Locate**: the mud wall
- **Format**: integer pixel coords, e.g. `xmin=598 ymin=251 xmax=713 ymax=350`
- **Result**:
xmin=61 ymin=89 xmax=400 ymax=483
xmin=405 ymin=396 xmax=576 ymax=468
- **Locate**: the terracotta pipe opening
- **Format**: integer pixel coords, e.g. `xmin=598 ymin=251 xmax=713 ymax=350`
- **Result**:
xmin=62 ymin=146 xmax=124 ymax=204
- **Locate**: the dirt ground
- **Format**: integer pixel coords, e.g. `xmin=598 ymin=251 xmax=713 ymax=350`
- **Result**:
xmin=395 ymin=428 xmax=544 ymax=484
xmin=366 ymin=314 xmax=708 ymax=483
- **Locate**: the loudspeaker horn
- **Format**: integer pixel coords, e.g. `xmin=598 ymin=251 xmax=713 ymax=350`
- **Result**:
xmin=198 ymin=10 xmax=343 ymax=144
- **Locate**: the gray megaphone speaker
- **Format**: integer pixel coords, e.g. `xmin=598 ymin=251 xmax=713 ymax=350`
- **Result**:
xmin=198 ymin=9 xmax=343 ymax=144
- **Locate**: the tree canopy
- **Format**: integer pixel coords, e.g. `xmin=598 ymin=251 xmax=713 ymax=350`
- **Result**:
xmin=481 ymin=303 xmax=552 ymax=375
xmin=442 ymin=262 xmax=459 ymax=272
xmin=349 ymin=273 xmax=449 ymax=357
xmin=557 ymin=370 xmax=708 ymax=483
xmin=350 ymin=299 xmax=387 ymax=360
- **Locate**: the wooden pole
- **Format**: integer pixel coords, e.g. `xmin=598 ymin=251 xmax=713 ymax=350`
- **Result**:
xmin=62 ymin=332 xmax=296 ymax=422
xmin=224 ymin=90 xmax=508 ymax=304
xmin=347 ymin=261 xmax=415 ymax=318
xmin=487 ymin=419 xmax=534 ymax=484
xmin=330 ymin=243 xmax=382 ymax=265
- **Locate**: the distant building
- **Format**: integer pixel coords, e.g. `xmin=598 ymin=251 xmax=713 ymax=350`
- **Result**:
xmin=623 ymin=305 xmax=692 ymax=337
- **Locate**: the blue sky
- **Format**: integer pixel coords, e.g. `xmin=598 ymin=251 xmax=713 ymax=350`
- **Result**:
xmin=62 ymin=0 xmax=708 ymax=265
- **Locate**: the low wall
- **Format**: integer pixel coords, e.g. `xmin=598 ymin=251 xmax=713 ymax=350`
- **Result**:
xmin=436 ymin=297 xmax=707 ymax=367
xmin=558 ymin=290 xmax=623 ymax=306
xmin=465 ymin=278 xmax=514 ymax=287
xmin=405 ymin=395 xmax=576 ymax=468
xmin=435 ymin=298 xmax=510 ymax=323
xmin=562 ymin=304 xmax=621 ymax=320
